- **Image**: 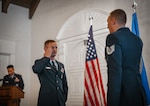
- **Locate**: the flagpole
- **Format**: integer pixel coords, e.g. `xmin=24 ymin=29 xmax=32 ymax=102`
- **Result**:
xmin=89 ymin=16 xmax=93 ymax=26
xmin=132 ymin=0 xmax=137 ymax=12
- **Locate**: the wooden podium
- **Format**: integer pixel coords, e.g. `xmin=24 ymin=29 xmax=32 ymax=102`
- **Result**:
xmin=0 ymin=86 xmax=24 ymax=106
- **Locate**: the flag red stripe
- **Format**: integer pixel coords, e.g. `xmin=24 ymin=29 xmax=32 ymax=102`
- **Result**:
xmin=84 ymin=93 xmax=87 ymax=106
xmin=85 ymin=78 xmax=95 ymax=106
xmin=91 ymin=60 xmax=101 ymax=93
xmin=90 ymin=60 xmax=102 ymax=106
xmin=86 ymin=61 xmax=100 ymax=106
xmin=96 ymin=58 xmax=107 ymax=106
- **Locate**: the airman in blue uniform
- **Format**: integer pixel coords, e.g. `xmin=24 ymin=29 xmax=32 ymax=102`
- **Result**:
xmin=32 ymin=40 xmax=68 ymax=106
xmin=2 ymin=65 xmax=24 ymax=106
xmin=105 ymin=9 xmax=147 ymax=106
xmin=2 ymin=65 xmax=24 ymax=90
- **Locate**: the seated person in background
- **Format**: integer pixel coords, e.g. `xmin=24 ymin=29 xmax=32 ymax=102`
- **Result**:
xmin=2 ymin=65 xmax=24 ymax=90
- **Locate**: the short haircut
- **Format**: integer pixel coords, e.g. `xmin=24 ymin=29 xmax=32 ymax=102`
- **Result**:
xmin=7 ymin=65 xmax=14 ymax=69
xmin=110 ymin=9 xmax=127 ymax=25
xmin=44 ymin=40 xmax=56 ymax=47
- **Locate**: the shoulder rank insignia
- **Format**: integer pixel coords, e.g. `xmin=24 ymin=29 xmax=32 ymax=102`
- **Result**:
xmin=106 ymin=45 xmax=115 ymax=55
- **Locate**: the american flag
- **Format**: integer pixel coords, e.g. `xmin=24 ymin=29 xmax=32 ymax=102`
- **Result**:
xmin=84 ymin=25 xmax=107 ymax=106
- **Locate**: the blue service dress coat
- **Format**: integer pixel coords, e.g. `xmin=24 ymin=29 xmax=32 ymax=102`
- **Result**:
xmin=32 ymin=57 xmax=68 ymax=106
xmin=2 ymin=73 xmax=24 ymax=90
xmin=105 ymin=27 xmax=147 ymax=106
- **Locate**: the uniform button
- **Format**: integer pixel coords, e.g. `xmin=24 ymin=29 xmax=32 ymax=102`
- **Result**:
xmin=57 ymin=87 xmax=59 ymax=89
xmin=56 ymin=80 xmax=58 ymax=83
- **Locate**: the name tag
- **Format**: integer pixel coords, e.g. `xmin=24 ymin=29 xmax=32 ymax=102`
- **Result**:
xmin=45 ymin=67 xmax=51 ymax=69
xmin=5 ymin=81 xmax=9 ymax=83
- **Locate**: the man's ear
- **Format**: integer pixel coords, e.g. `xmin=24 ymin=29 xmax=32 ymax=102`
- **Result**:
xmin=44 ymin=46 xmax=47 ymax=51
xmin=111 ymin=17 xmax=116 ymax=25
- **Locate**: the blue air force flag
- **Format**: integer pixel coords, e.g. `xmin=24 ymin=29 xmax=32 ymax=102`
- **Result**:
xmin=132 ymin=12 xmax=150 ymax=105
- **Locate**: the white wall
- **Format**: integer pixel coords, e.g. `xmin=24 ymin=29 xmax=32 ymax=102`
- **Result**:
xmin=0 ymin=0 xmax=149 ymax=106
xmin=0 ymin=2 xmax=31 ymax=106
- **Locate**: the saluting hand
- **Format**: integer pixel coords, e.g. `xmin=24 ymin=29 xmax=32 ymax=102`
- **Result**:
xmin=44 ymin=44 xmax=52 ymax=58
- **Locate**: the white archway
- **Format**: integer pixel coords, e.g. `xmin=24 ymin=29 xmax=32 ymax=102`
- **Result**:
xmin=56 ymin=8 xmax=108 ymax=40
xmin=56 ymin=9 xmax=109 ymax=106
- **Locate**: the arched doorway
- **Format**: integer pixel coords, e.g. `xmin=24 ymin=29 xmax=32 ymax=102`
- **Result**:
xmin=56 ymin=9 xmax=109 ymax=106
